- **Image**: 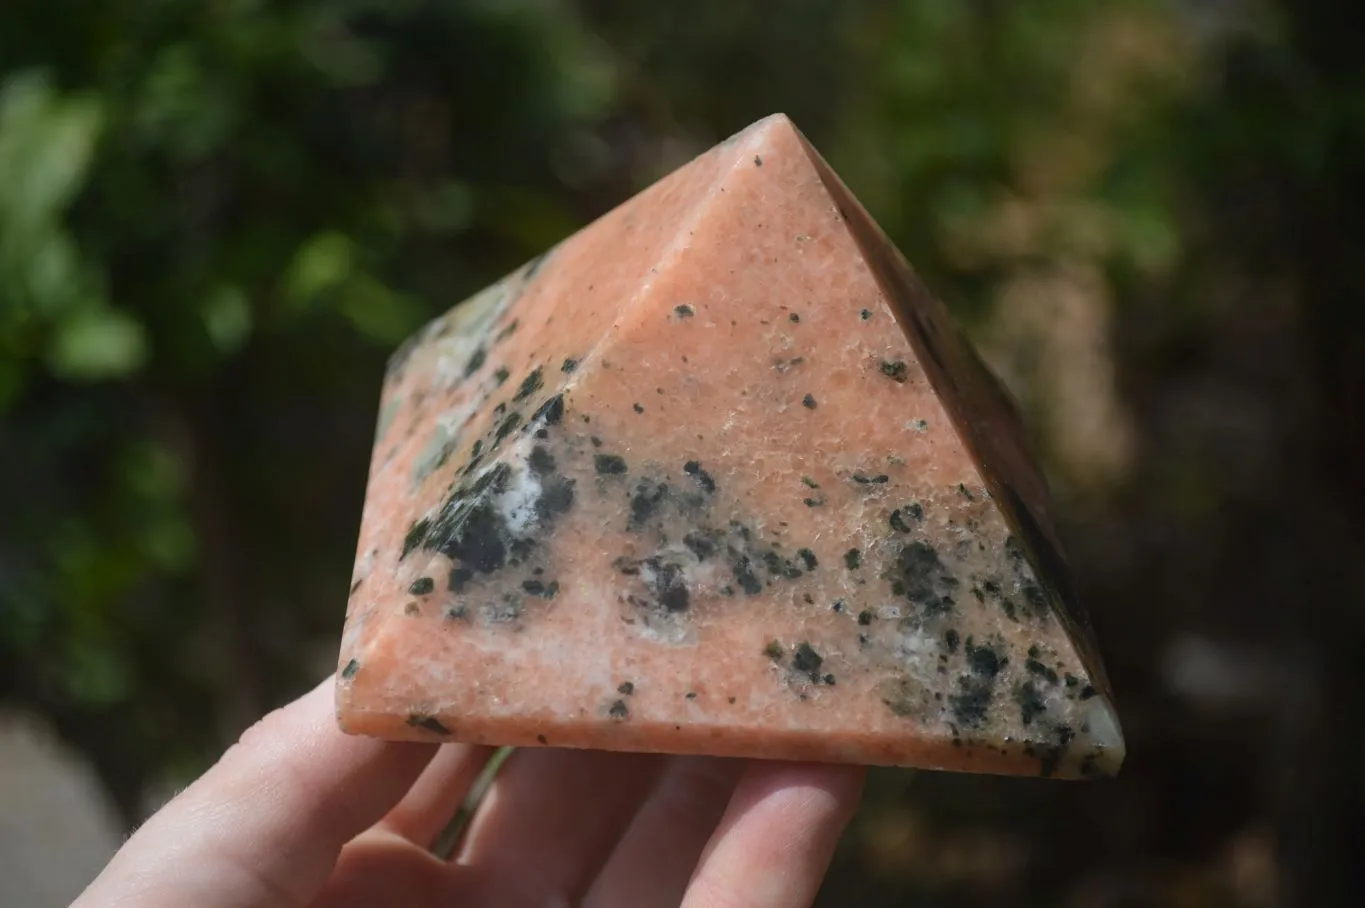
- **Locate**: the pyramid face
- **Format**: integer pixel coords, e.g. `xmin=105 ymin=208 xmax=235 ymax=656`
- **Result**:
xmin=336 ymin=115 xmax=1124 ymax=780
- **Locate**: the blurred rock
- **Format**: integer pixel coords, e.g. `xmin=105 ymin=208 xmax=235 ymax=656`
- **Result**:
xmin=0 ymin=711 xmax=121 ymax=907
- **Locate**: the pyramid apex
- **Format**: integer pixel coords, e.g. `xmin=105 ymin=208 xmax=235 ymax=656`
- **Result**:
xmin=724 ymin=112 xmax=802 ymax=147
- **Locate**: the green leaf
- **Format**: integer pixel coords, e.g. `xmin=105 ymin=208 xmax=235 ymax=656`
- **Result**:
xmin=201 ymin=285 xmax=253 ymax=353
xmin=47 ymin=305 xmax=149 ymax=380
xmin=339 ymin=275 xmax=424 ymax=345
xmin=0 ymin=71 xmax=104 ymax=230
xmin=414 ymin=181 xmax=475 ymax=234
xmin=1115 ymin=201 xmax=1180 ymax=275
xmin=62 ymin=640 xmax=134 ymax=705
xmin=284 ymin=231 xmax=355 ymax=309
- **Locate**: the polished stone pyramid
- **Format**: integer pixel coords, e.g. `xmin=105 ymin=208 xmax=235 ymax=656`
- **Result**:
xmin=335 ymin=114 xmax=1124 ymax=780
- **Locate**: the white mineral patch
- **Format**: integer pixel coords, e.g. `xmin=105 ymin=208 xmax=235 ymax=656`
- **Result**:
xmin=1073 ymin=694 xmax=1126 ymax=773
xmin=447 ymin=271 xmax=517 ymax=338
xmin=890 ymin=623 xmax=942 ymax=679
xmin=656 ymin=540 xmax=729 ymax=594
xmin=493 ymin=453 xmax=543 ymax=537
xmin=375 ymin=396 xmax=403 ymax=441
xmin=411 ymin=424 xmax=455 ymax=485
xmin=352 ymin=547 xmax=377 ymax=587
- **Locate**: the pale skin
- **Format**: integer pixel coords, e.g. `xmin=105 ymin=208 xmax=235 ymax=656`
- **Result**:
xmin=73 ymin=676 xmax=866 ymax=908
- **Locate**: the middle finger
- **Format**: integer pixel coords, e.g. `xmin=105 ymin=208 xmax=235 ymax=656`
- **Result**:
xmin=376 ymin=742 xmax=496 ymax=848
xmin=581 ymin=755 xmax=745 ymax=908
xmin=454 ymin=747 xmax=666 ymax=902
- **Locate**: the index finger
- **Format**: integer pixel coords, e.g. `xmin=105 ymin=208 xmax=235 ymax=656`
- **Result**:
xmin=72 ymin=676 xmax=437 ymax=908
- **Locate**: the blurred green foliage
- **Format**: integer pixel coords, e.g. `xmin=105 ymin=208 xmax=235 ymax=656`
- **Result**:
xmin=0 ymin=0 xmax=632 ymax=815
xmin=3 ymin=0 xmax=1365 ymax=904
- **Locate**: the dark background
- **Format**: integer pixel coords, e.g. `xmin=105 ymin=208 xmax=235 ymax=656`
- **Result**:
xmin=3 ymin=1 xmax=1364 ymax=905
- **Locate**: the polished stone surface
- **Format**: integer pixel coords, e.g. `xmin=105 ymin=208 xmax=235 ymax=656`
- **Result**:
xmin=336 ymin=114 xmax=1124 ymax=780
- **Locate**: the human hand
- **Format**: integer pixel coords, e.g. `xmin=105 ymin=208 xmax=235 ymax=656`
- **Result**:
xmin=74 ymin=676 xmax=865 ymax=907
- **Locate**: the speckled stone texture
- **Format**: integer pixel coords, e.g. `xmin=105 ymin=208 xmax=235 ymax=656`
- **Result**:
xmin=336 ymin=114 xmax=1125 ymax=780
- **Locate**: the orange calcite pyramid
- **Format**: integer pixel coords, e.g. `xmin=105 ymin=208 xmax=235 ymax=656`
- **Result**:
xmin=336 ymin=114 xmax=1125 ymax=780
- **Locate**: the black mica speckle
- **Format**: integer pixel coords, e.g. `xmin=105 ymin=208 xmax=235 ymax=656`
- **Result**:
xmin=792 ymin=642 xmax=824 ymax=682
xmin=618 ymin=681 xmax=635 ymax=695
xmin=950 ymin=639 xmax=1005 ymax=728
xmin=844 ymin=548 xmax=862 ymax=570
xmin=802 ymin=393 xmax=817 ymax=409
xmin=762 ymin=550 xmax=804 ymax=580
xmin=632 ymin=402 xmax=644 ymax=414
xmin=463 ymin=346 xmax=487 ymax=378
xmin=889 ymin=503 xmax=924 ymax=532
xmin=1026 ymin=658 xmax=1060 ymax=685
xmin=966 ymin=640 xmax=1005 ymax=677
xmin=1016 ymin=681 xmax=1048 ymax=726
xmin=515 ymin=367 xmax=544 ymax=402
xmin=1032 ymin=738 xmax=1069 ymax=779
xmin=533 ymin=393 xmax=565 ymax=426
xmin=733 ymin=556 xmax=763 ymax=595
xmin=402 ymin=518 xmax=431 ymax=559
xmin=683 ymin=530 xmax=717 ymax=560
xmin=561 ymin=358 xmax=579 ymax=373
xmin=595 ymin=453 xmax=628 ymax=475
xmin=950 ymin=677 xmax=993 ymax=728
xmin=407 ymin=714 xmax=451 ymax=735
xmin=528 ymin=445 xmax=555 ymax=475
xmin=675 ymin=304 xmax=695 ymax=318
xmin=853 ymin=473 xmax=889 ymax=484
xmin=608 ymin=699 xmax=629 ymax=719
xmin=629 ymin=482 xmax=668 ymax=528
xmin=408 ymin=577 xmax=435 ymax=595
xmin=887 ymin=541 xmax=957 ymax=614
xmin=797 ymin=548 xmax=818 ymax=570
xmin=535 ymin=476 xmax=575 ymax=519
xmin=879 ymin=360 xmax=909 ymax=383
xmin=1021 ymin=581 xmax=1048 ymax=616
xmin=448 ymin=566 xmax=473 ymax=592
xmin=423 ymin=462 xmax=536 ymax=581
xmin=341 ymin=659 xmax=359 ymax=680
xmin=434 ymin=502 xmax=506 ymax=574
xmin=494 ymin=412 xmax=523 ymax=446
xmin=645 ymin=558 xmax=690 ymax=612
xmin=683 ymin=460 xmax=717 ymax=493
